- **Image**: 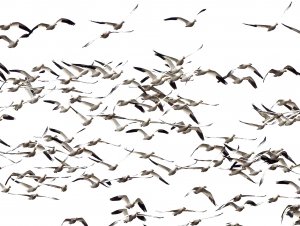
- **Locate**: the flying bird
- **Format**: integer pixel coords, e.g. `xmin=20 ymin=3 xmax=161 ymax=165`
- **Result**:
xmin=223 ymin=70 xmax=257 ymax=88
xmin=194 ymin=68 xmax=227 ymax=84
xmin=153 ymin=45 xmax=203 ymax=66
xmin=236 ymin=63 xmax=263 ymax=79
xmin=83 ymin=30 xmax=133 ymax=47
xmin=164 ymin=9 xmax=206 ymax=27
xmin=264 ymin=65 xmax=300 ymax=81
xmin=61 ymin=217 xmax=88 ymax=226
xmin=185 ymin=186 xmax=216 ymax=205
xmin=90 ymin=4 xmax=138 ymax=30
xmin=110 ymin=195 xmax=147 ymax=212
xmin=243 ymin=23 xmax=278 ymax=31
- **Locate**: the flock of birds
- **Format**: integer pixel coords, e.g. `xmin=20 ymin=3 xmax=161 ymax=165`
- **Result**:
xmin=1 ymin=1 xmax=300 ymax=226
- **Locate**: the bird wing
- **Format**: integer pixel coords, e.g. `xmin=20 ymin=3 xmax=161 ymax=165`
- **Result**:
xmin=149 ymin=158 xmax=172 ymax=172
xmin=133 ymin=66 xmax=157 ymax=80
xmin=154 ymin=50 xmax=178 ymax=63
xmin=78 ymin=218 xmax=88 ymax=226
xmin=277 ymin=180 xmax=300 ymax=190
xmin=111 ymin=208 xmax=128 ymax=215
xmin=0 ymin=138 xmax=10 ymax=147
xmin=284 ymin=65 xmax=300 ymax=75
xmin=239 ymin=120 xmax=263 ymax=129
xmin=239 ymin=171 xmax=256 ymax=183
xmin=130 ymin=4 xmax=139 ymax=13
xmin=243 ymin=23 xmax=271 ymax=28
xmin=135 ymin=198 xmax=147 ymax=212
xmin=164 ymin=17 xmax=190 ymax=25
xmin=203 ymin=188 xmax=216 ymax=205
xmin=0 ymin=35 xmax=13 ymax=43
xmin=283 ymin=1 xmax=293 ymax=13
xmin=57 ymin=18 xmax=75 ymax=25
xmin=191 ymin=127 xmax=204 ymax=140
xmin=282 ymin=23 xmax=300 ymax=34
xmin=242 ymin=76 xmax=257 ymax=89
xmin=150 ymin=171 xmax=169 ymax=185
xmin=0 ymin=62 xmax=10 ymax=74
xmin=197 ymin=9 xmax=207 ymax=15
xmin=228 ymin=202 xmax=241 ymax=210
xmin=90 ymin=21 xmax=117 ymax=27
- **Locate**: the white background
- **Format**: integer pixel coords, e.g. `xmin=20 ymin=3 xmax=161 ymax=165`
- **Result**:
xmin=0 ymin=0 xmax=300 ymax=225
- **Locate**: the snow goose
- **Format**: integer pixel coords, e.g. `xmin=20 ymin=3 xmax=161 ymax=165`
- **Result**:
xmin=153 ymin=45 xmax=203 ymax=66
xmin=185 ymin=185 xmax=216 ymax=205
xmin=61 ymin=218 xmax=88 ymax=226
xmin=7 ymin=192 xmax=59 ymax=200
xmin=243 ymin=23 xmax=278 ymax=31
xmin=110 ymin=195 xmax=147 ymax=212
xmin=90 ymin=4 xmax=138 ymax=30
xmin=164 ymin=9 xmax=206 ymax=27
xmin=83 ymin=30 xmax=133 ymax=48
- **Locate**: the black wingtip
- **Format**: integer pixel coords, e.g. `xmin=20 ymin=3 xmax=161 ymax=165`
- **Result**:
xmin=2 ymin=114 xmax=15 ymax=120
xmin=189 ymin=113 xmax=199 ymax=124
xmin=157 ymin=129 xmax=169 ymax=134
xmin=134 ymin=104 xmax=145 ymax=113
xmin=52 ymin=61 xmax=63 ymax=69
xmin=126 ymin=129 xmax=139 ymax=133
xmin=110 ymin=196 xmax=122 ymax=201
xmin=60 ymin=18 xmax=75 ymax=26
xmin=140 ymin=76 xmax=149 ymax=83
xmin=164 ymin=17 xmax=178 ymax=21
xmin=133 ymin=66 xmax=146 ymax=73
xmin=0 ymin=62 xmax=10 ymax=74
xmin=169 ymin=81 xmax=177 ymax=89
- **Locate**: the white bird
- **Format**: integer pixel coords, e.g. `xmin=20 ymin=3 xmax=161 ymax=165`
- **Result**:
xmin=153 ymin=45 xmax=203 ymax=66
xmin=159 ymin=206 xmax=206 ymax=216
xmin=185 ymin=186 xmax=216 ymax=205
xmin=140 ymin=169 xmax=169 ymax=185
xmin=243 ymin=23 xmax=278 ymax=31
xmin=124 ymin=148 xmax=174 ymax=162
xmin=223 ymin=70 xmax=257 ymax=88
xmin=107 ymin=117 xmax=134 ymax=132
xmin=83 ymin=30 xmax=134 ymax=48
xmin=90 ymin=4 xmax=138 ymax=30
xmin=7 ymin=192 xmax=59 ymax=200
xmin=61 ymin=218 xmax=88 ymax=226
xmin=236 ymin=63 xmax=263 ymax=79
xmin=164 ymin=9 xmax=206 ymax=27
xmin=194 ymin=68 xmax=227 ymax=84
xmin=110 ymin=195 xmax=147 ymax=212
